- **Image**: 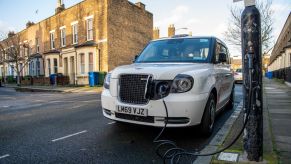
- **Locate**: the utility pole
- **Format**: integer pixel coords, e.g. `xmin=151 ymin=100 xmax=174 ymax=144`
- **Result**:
xmin=235 ymin=0 xmax=263 ymax=161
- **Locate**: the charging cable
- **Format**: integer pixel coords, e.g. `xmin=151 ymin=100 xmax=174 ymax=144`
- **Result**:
xmin=153 ymin=54 xmax=255 ymax=164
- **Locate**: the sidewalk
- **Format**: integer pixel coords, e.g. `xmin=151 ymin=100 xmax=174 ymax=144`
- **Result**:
xmin=212 ymin=78 xmax=291 ymax=163
xmin=3 ymin=84 xmax=103 ymax=93
xmin=264 ymin=78 xmax=291 ymax=164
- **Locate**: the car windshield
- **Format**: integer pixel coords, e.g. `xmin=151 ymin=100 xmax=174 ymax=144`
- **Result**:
xmin=135 ymin=38 xmax=211 ymax=63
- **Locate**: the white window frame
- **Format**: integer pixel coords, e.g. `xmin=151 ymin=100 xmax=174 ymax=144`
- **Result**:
xmin=72 ymin=23 xmax=78 ymax=44
xmin=60 ymin=27 xmax=66 ymax=47
xmin=36 ymin=38 xmax=40 ymax=53
xmin=53 ymin=58 xmax=58 ymax=74
xmin=47 ymin=59 xmax=51 ymax=75
xmin=50 ymin=31 xmax=55 ymax=49
xmin=86 ymin=18 xmax=93 ymax=41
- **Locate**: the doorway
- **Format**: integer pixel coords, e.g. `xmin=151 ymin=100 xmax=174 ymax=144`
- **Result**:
xmin=70 ymin=56 xmax=75 ymax=84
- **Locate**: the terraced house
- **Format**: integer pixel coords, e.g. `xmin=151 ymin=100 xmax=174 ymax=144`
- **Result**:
xmin=268 ymin=13 xmax=291 ymax=85
xmin=0 ymin=0 xmax=153 ymax=85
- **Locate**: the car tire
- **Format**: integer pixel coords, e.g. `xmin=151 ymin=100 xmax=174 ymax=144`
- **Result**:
xmin=226 ymin=86 xmax=234 ymax=110
xmin=200 ymin=93 xmax=216 ymax=137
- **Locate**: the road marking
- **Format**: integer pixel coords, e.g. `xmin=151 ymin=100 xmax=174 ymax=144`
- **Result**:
xmin=72 ymin=105 xmax=83 ymax=109
xmin=0 ymin=154 xmax=10 ymax=159
xmin=51 ymin=130 xmax=87 ymax=142
xmin=108 ymin=121 xmax=116 ymax=125
xmin=82 ymin=100 xmax=101 ymax=103
xmin=2 ymin=106 xmax=10 ymax=108
xmin=33 ymin=100 xmax=44 ymax=102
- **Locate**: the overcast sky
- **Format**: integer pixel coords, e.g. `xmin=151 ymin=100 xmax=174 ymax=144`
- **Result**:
xmin=0 ymin=0 xmax=290 ymax=56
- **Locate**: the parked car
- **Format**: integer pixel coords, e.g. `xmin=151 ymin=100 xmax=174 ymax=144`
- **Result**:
xmin=234 ymin=68 xmax=243 ymax=83
xmin=101 ymin=36 xmax=234 ymax=135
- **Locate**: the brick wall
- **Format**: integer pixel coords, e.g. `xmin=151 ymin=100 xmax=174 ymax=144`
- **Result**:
xmin=107 ymin=0 xmax=153 ymax=71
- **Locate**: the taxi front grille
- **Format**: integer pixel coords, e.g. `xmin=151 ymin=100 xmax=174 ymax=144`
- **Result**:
xmin=119 ymin=74 xmax=150 ymax=104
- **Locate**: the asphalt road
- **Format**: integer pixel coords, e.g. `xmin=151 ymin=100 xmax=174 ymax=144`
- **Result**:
xmin=0 ymin=85 xmax=243 ymax=164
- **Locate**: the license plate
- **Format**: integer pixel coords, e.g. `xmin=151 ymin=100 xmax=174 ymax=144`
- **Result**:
xmin=116 ymin=105 xmax=148 ymax=117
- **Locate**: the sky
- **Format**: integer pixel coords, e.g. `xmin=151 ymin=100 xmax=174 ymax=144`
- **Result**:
xmin=0 ymin=0 xmax=290 ymax=56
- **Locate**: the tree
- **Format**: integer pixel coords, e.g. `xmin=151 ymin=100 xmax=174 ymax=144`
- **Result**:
xmin=0 ymin=31 xmax=32 ymax=86
xmin=224 ymin=0 xmax=274 ymax=53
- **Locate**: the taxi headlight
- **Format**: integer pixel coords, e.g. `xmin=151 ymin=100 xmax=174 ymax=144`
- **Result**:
xmin=104 ymin=73 xmax=111 ymax=89
xmin=171 ymin=74 xmax=194 ymax=93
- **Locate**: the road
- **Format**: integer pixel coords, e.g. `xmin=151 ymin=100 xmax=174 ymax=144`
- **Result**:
xmin=0 ymin=85 xmax=243 ymax=164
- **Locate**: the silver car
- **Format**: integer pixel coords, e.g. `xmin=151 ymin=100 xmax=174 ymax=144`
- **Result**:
xmin=234 ymin=68 xmax=243 ymax=83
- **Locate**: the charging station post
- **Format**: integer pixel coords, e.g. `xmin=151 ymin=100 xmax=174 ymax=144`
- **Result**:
xmin=238 ymin=0 xmax=263 ymax=161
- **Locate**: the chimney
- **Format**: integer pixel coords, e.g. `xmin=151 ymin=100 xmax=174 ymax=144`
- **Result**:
xmin=168 ymin=24 xmax=175 ymax=37
xmin=55 ymin=0 xmax=65 ymax=14
xmin=26 ymin=21 xmax=35 ymax=28
xmin=135 ymin=2 xmax=145 ymax=10
xmin=8 ymin=31 xmax=16 ymax=38
xmin=153 ymin=27 xmax=160 ymax=39
xmin=189 ymin=31 xmax=193 ymax=36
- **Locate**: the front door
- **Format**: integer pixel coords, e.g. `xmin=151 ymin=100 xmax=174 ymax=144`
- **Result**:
xmin=70 ymin=57 xmax=75 ymax=85
xmin=64 ymin=57 xmax=68 ymax=76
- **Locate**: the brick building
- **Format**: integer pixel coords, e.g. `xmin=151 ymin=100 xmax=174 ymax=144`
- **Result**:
xmin=0 ymin=0 xmax=153 ymax=85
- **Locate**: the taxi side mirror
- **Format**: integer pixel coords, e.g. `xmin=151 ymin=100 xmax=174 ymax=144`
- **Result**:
xmin=133 ymin=55 xmax=139 ymax=63
xmin=219 ymin=52 xmax=227 ymax=63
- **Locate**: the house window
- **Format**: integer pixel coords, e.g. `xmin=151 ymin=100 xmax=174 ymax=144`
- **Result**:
xmin=80 ymin=53 xmax=85 ymax=74
xmin=89 ymin=53 xmax=93 ymax=72
xmin=36 ymin=38 xmax=40 ymax=53
xmin=72 ymin=24 xmax=78 ymax=44
xmin=60 ymin=28 xmax=66 ymax=47
xmin=31 ymin=62 xmax=35 ymax=76
xmin=36 ymin=59 xmax=40 ymax=76
xmin=47 ymin=59 xmax=51 ymax=75
xmin=19 ymin=63 xmax=23 ymax=76
xmin=86 ymin=18 xmax=93 ymax=41
xmin=11 ymin=65 xmax=14 ymax=76
xmin=23 ymin=47 xmax=29 ymax=57
xmin=50 ymin=32 xmax=55 ymax=49
xmin=53 ymin=58 xmax=58 ymax=73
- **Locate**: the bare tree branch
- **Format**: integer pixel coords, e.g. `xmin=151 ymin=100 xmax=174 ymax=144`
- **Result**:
xmin=224 ymin=0 xmax=274 ymax=53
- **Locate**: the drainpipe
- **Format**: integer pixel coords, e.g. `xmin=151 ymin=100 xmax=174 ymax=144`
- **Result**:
xmin=98 ymin=48 xmax=101 ymax=71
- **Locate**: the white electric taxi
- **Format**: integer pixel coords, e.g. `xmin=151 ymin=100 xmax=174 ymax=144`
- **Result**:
xmin=101 ymin=36 xmax=234 ymax=135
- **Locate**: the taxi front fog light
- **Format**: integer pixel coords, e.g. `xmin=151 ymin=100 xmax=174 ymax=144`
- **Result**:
xmin=157 ymin=82 xmax=170 ymax=97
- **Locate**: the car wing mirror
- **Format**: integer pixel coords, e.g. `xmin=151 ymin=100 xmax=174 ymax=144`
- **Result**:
xmin=219 ymin=52 xmax=227 ymax=63
xmin=133 ymin=54 xmax=139 ymax=63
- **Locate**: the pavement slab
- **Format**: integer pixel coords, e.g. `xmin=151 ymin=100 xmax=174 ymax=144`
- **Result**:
xmin=264 ymin=78 xmax=291 ymax=163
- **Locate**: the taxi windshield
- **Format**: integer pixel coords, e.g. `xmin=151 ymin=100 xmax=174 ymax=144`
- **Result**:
xmin=135 ymin=38 xmax=211 ymax=63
